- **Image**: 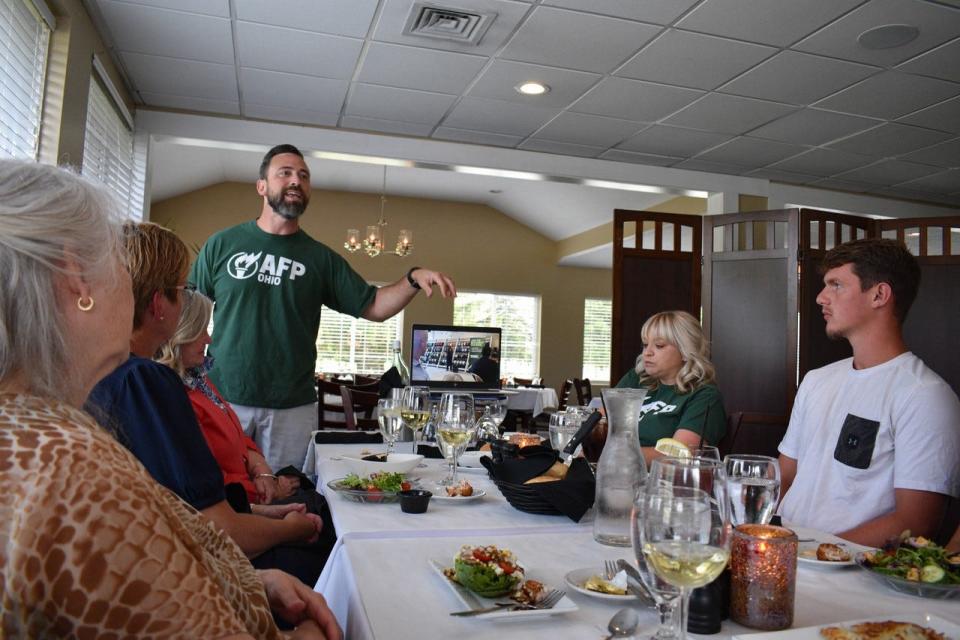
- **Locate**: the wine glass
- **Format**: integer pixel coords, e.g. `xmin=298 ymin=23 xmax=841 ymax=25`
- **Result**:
xmin=723 ymin=454 xmax=781 ymax=526
xmin=488 ymin=398 xmax=507 ymax=428
xmin=376 ymin=397 xmax=402 ymax=454
xmin=400 ymin=386 xmax=431 ymax=455
xmin=634 ymin=457 xmax=731 ymax=640
xmin=689 ymin=445 xmax=721 ymax=461
xmin=436 ymin=397 xmax=472 ymax=487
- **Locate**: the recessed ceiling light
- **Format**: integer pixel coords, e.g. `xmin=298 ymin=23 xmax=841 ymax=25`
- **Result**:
xmin=857 ymin=24 xmax=919 ymax=50
xmin=515 ymin=81 xmax=549 ymax=96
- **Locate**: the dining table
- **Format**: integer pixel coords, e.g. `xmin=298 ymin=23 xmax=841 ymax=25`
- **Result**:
xmin=504 ymin=386 xmax=559 ymax=416
xmin=311 ymin=444 xmax=959 ymax=640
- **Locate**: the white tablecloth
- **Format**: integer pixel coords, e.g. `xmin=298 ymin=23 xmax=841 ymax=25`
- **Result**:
xmin=505 ymin=387 xmax=558 ymax=415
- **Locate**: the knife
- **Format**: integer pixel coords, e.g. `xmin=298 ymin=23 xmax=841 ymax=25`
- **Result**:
xmin=560 ymin=410 xmax=602 ymax=464
xmin=617 ymin=559 xmax=656 ymax=604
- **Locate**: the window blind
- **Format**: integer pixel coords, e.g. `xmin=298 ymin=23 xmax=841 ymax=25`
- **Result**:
xmin=0 ymin=0 xmax=51 ymax=160
xmin=582 ymin=298 xmax=612 ymax=383
xmin=316 ymin=307 xmax=402 ymax=375
xmin=453 ymin=291 xmax=540 ymax=379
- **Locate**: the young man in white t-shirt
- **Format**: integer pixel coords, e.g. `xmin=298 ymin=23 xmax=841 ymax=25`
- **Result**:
xmin=778 ymin=239 xmax=960 ymax=548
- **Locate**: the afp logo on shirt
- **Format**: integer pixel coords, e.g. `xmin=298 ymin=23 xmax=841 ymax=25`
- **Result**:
xmin=227 ymin=251 xmax=306 ymax=285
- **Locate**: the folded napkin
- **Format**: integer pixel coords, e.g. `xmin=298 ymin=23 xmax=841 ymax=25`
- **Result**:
xmin=481 ymin=447 xmax=595 ymax=522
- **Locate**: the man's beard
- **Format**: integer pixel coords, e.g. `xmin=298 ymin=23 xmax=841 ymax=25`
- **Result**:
xmin=267 ymin=187 xmax=308 ymax=220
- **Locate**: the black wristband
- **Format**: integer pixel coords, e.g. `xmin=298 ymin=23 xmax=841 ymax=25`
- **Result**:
xmin=406 ymin=267 xmax=421 ymax=290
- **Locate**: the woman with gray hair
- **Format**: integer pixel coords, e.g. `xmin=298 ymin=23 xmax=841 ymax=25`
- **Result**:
xmin=0 ymin=159 xmax=339 ymax=639
xmin=615 ymin=310 xmax=727 ymax=464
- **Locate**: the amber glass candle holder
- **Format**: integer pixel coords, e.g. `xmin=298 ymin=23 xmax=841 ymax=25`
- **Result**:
xmin=729 ymin=524 xmax=798 ymax=630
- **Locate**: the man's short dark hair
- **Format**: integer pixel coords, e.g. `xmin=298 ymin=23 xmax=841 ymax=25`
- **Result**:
xmin=481 ymin=345 xmax=491 ymax=357
xmin=820 ymin=238 xmax=921 ymax=323
xmin=259 ymin=144 xmax=304 ymax=179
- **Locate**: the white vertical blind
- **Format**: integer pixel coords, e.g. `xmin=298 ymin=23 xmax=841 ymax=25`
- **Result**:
xmin=316 ymin=307 xmax=402 ymax=375
xmin=453 ymin=291 xmax=540 ymax=379
xmin=582 ymin=298 xmax=612 ymax=383
xmin=0 ymin=0 xmax=51 ymax=160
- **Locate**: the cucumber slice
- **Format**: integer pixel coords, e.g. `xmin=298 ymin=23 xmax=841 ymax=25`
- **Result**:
xmin=921 ymin=564 xmax=945 ymax=583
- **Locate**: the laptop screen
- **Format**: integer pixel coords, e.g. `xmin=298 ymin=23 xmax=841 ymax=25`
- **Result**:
xmin=410 ymin=323 xmax=502 ymax=390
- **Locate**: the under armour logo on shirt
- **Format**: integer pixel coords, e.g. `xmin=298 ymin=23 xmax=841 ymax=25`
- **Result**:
xmin=845 ymin=434 xmax=859 ymax=448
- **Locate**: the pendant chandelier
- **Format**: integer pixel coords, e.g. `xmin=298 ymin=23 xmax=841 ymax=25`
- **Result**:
xmin=344 ymin=165 xmax=412 ymax=257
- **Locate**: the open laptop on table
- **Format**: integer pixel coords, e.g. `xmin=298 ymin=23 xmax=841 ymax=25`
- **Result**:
xmin=409 ymin=323 xmax=504 ymax=399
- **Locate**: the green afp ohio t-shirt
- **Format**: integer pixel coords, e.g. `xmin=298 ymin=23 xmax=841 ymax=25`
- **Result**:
xmin=615 ymin=369 xmax=727 ymax=446
xmin=190 ymin=221 xmax=377 ymax=409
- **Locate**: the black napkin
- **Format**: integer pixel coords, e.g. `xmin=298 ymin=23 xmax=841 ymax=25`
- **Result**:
xmin=481 ymin=449 xmax=596 ymax=522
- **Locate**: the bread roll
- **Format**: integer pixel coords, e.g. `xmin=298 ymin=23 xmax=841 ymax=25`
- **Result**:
xmin=524 ymin=475 xmax=560 ymax=484
xmin=544 ymin=461 xmax=568 ymax=479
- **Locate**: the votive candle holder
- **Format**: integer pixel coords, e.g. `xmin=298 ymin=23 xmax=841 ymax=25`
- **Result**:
xmin=729 ymin=524 xmax=798 ymax=630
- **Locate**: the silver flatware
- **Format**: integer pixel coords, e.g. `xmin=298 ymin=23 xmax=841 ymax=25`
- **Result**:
xmin=617 ymin=559 xmax=656 ymax=605
xmin=604 ymin=607 xmax=640 ymax=639
xmin=450 ymin=589 xmax=565 ymax=617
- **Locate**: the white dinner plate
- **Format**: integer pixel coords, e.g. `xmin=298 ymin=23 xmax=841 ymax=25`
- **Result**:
xmin=429 ymin=559 xmax=578 ymax=619
xmin=563 ymin=568 xmax=633 ymax=602
xmin=730 ymin=612 xmax=960 ymax=640
xmin=797 ymin=541 xmax=860 ymax=567
xmin=432 ymin=489 xmax=487 ymax=503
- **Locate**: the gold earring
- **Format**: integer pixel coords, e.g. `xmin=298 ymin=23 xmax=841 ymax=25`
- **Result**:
xmin=77 ymin=296 xmax=94 ymax=311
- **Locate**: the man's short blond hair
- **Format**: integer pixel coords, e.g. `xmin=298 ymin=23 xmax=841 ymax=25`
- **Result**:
xmin=123 ymin=222 xmax=189 ymax=328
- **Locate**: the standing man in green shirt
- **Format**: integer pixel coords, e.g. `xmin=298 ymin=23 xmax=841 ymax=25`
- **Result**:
xmin=190 ymin=144 xmax=456 ymax=471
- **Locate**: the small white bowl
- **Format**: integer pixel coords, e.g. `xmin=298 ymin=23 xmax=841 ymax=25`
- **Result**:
xmin=341 ymin=453 xmax=423 ymax=476
xmin=457 ymin=450 xmax=491 ymax=469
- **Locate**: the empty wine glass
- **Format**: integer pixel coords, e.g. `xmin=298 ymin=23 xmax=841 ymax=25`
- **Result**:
xmin=689 ymin=445 xmax=721 ymax=461
xmin=488 ymin=398 xmax=507 ymax=428
xmin=376 ymin=397 xmax=402 ymax=454
xmin=723 ymin=454 xmax=781 ymax=526
xmin=474 ymin=406 xmax=500 ymax=443
xmin=400 ymin=386 xmax=431 ymax=455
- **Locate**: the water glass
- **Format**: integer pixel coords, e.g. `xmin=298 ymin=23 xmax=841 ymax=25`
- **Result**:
xmin=376 ymin=397 xmax=402 ymax=454
xmin=724 ymin=455 xmax=781 ymax=526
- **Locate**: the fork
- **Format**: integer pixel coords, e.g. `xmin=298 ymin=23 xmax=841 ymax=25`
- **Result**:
xmin=605 ymin=559 xmax=620 ymax=580
xmin=450 ymin=589 xmax=565 ymax=616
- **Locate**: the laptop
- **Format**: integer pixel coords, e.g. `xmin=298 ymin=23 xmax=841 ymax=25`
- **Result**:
xmin=409 ymin=323 xmax=503 ymax=395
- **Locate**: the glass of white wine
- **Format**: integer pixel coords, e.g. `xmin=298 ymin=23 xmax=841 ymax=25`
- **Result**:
xmin=436 ymin=401 xmax=472 ymax=487
xmin=723 ymin=454 xmax=780 ymax=526
xmin=376 ymin=397 xmax=402 ymax=454
xmin=636 ymin=457 xmax=731 ymax=640
xmin=400 ymin=386 xmax=431 ymax=455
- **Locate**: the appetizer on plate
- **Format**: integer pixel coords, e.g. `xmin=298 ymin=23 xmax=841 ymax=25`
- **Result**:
xmin=817 ymin=543 xmax=852 ymax=562
xmin=583 ymin=571 xmax=628 ymax=596
xmin=860 ymin=537 xmax=959 ymax=585
xmin=446 ymin=545 xmax=525 ymax=597
xmin=446 ymin=480 xmax=474 ymax=497
xmin=340 ymin=472 xmax=412 ymax=493
xmin=819 ymin=620 xmax=945 ymax=640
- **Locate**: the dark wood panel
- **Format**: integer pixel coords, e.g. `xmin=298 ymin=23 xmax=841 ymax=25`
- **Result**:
xmin=904 ymin=264 xmax=960 ymax=396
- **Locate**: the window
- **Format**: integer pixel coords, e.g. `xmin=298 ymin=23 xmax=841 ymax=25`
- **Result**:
xmin=316 ymin=307 xmax=402 ymax=375
xmin=82 ymin=57 xmax=146 ymax=219
xmin=582 ymin=298 xmax=612 ymax=383
xmin=454 ymin=292 xmax=540 ymax=379
xmin=0 ymin=0 xmax=52 ymax=159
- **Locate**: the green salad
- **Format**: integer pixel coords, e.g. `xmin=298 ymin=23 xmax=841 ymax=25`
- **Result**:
xmin=453 ymin=545 xmax=524 ymax=597
xmin=340 ymin=472 xmax=407 ymax=493
xmin=861 ymin=536 xmax=960 ymax=584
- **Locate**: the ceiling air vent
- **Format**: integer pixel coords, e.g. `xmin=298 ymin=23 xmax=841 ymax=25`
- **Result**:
xmin=402 ymin=3 xmax=497 ymax=45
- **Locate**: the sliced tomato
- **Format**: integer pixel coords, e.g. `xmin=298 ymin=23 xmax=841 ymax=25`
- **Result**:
xmin=400 ymin=481 xmax=412 ymax=492
xmin=498 ymin=562 xmax=516 ymax=574
xmin=472 ymin=548 xmax=492 ymax=562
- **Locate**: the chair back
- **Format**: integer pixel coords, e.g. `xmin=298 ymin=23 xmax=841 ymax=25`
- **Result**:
xmin=512 ymin=377 xmax=533 ymax=387
xmin=717 ymin=412 xmax=789 ymax=459
xmin=340 ymin=385 xmax=380 ymax=431
xmin=573 ymin=378 xmax=593 ymax=405
xmin=557 ymin=379 xmax=573 ymax=411
xmin=317 ymin=377 xmax=380 ymax=429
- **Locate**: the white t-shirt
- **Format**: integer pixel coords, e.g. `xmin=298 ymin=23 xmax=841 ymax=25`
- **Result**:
xmin=778 ymin=352 xmax=960 ymax=534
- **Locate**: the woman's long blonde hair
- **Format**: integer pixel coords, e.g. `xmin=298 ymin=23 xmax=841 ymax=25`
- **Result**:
xmin=156 ymin=289 xmax=213 ymax=378
xmin=635 ymin=310 xmax=715 ymax=394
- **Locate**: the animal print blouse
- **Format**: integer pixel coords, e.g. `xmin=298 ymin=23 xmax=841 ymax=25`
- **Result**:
xmin=0 ymin=394 xmax=283 ymax=638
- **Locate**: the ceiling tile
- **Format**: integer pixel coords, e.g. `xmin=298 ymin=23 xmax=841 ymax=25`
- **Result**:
xmin=897 ymin=38 xmax=960 ymax=84
xmin=745 ymin=168 xmax=819 ymax=184
xmin=139 ymin=92 xmax=239 ymax=115
xmin=543 ymin=0 xmax=701 ymax=24
xmin=345 ymin=84 xmax=456 ymax=125
xmin=618 ymin=124 xmax=732 ymax=156
xmin=896 ymin=169 xmax=960 ymax=194
xmin=373 ymin=0 xmax=530 ymax=56
xmin=747 ymin=109 xmax=879 ymax=146
xmin=664 ymin=93 xmax=797 ymax=134
xmin=835 ymin=159 xmax=944 ymax=186
xmin=499 ymin=6 xmax=661 ymax=72
xmin=898 ymin=96 xmax=960 ymax=134
xmin=531 ymin=112 xmax=645 ymax=146
xmin=793 ymin=0 xmax=960 ymax=66
xmin=240 ymin=68 xmax=348 ymax=113
xmin=357 ymin=43 xmax=487 ymax=94
xmin=234 ymin=0 xmax=377 ymax=37
xmin=97 ymin=0 xmax=233 ymax=64
xmin=236 ymin=22 xmax=362 ymax=80
xmin=672 ymin=159 xmax=748 ymax=175
xmin=676 ymin=0 xmax=862 ymax=47
xmin=102 ymin=0 xmax=229 ymax=17
xmin=768 ymin=148 xmax=875 ymax=177
xmin=598 ymin=149 xmax=681 ymax=166
xmin=807 ymin=178 xmax=874 ymax=193
xmin=340 ymin=116 xmax=434 ymax=137
xmin=694 ymin=137 xmax=808 ymax=168
xmin=467 ymin=60 xmax=601 ymax=108
xmin=617 ymin=29 xmax=776 ymax=90
xmin=814 ymin=72 xmax=959 ymax=120
xmin=243 ymin=103 xmax=339 ymax=127
xmin=432 ymin=128 xmax=523 ymax=147
xmin=441 ymin=97 xmax=560 ymax=136
xmin=518 ymin=139 xmax=605 ymax=157
xmin=570 ymin=77 xmax=702 ymax=122
xmin=827 ymin=123 xmax=953 ymax=156
xmin=719 ymin=51 xmax=877 ymax=105
xmin=121 ymin=52 xmax=237 ymax=100
xmin=900 ymin=138 xmax=960 ymax=168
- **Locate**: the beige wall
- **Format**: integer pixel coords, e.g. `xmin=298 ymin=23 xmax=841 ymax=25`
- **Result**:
xmin=151 ymin=182 xmax=612 ymax=389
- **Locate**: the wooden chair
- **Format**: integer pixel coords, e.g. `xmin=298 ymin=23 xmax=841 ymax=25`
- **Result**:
xmin=340 ymin=385 xmax=380 ymax=431
xmin=557 ymin=379 xmax=574 ymax=411
xmin=512 ymin=377 xmax=533 ymax=387
xmin=573 ymin=378 xmax=593 ymax=406
xmin=317 ymin=377 xmax=379 ymax=429
xmin=717 ymin=412 xmax=789 ymax=459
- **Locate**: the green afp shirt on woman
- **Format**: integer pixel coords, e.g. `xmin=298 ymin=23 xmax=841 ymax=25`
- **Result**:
xmin=615 ymin=369 xmax=727 ymax=447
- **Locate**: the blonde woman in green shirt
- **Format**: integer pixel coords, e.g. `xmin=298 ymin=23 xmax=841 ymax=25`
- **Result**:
xmin=615 ymin=310 xmax=727 ymax=465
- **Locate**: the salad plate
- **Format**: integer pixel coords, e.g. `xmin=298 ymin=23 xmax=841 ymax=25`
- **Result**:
xmin=855 ymin=553 xmax=960 ymax=600
xmin=432 ymin=489 xmax=487 ymax=503
xmin=563 ymin=568 xmax=633 ymax=602
xmin=325 ymin=474 xmax=415 ymax=504
xmin=429 ymin=559 xmax=577 ymax=619
xmin=730 ymin=613 xmax=959 ymax=640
